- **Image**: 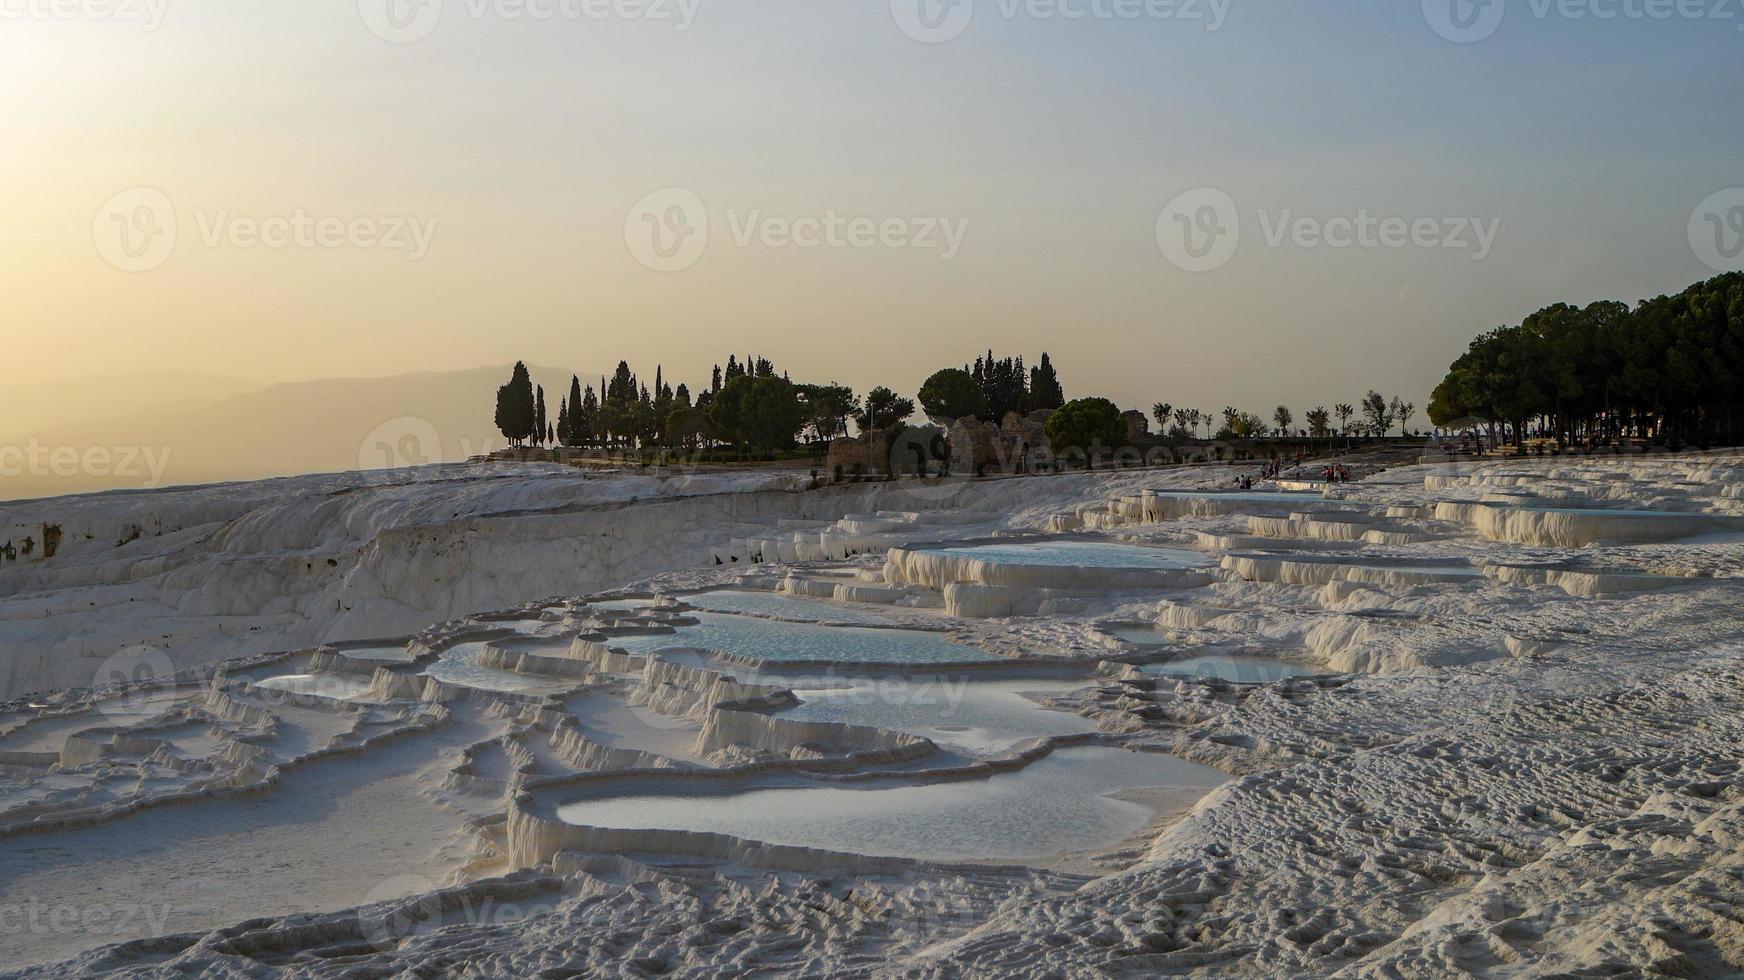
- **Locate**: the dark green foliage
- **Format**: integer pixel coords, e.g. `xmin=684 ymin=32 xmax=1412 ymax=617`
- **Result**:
xmin=1029 ymin=353 xmax=1065 ymax=410
xmin=1429 ymin=274 xmax=1744 ymax=446
xmin=494 ymin=362 xmax=537 ymax=446
xmin=918 ymin=368 xmax=986 ymax=424
xmin=562 ymin=376 xmax=585 ymax=446
xmin=708 ymin=375 xmax=807 ymax=453
xmin=577 ymin=384 xmax=598 ymax=446
xmin=855 ymin=387 xmax=914 ymax=433
xmin=1044 ymin=397 xmax=1126 ymax=457
xmin=971 ymin=351 xmax=1029 ymax=422
xmin=799 ymin=383 xmax=858 ymax=443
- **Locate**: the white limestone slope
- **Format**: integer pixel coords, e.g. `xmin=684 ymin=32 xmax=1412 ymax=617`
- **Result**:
xmin=8 ymin=451 xmax=1744 ymax=979
xmin=0 ymin=466 xmax=1169 ymax=702
xmin=0 ymin=465 xmax=792 ymax=699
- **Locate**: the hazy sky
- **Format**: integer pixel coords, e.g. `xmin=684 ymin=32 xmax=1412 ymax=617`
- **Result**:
xmin=4 ymin=1 xmax=1741 ymax=417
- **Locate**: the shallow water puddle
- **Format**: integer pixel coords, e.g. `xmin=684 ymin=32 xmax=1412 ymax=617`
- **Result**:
xmin=556 ymin=745 xmax=1228 ymax=864
xmin=563 ymin=691 xmax=707 ymax=764
xmin=336 ymin=644 xmax=415 ymax=663
xmin=254 ymin=673 xmax=378 ymax=701
xmin=769 ymin=674 xmax=1100 ymax=756
xmin=421 ymin=642 xmax=578 ymax=694
xmin=582 ymin=599 xmax=654 ymax=614
xmin=612 ymin=614 xmax=995 ymax=666
xmin=1106 ymin=625 xmax=1171 ymax=645
xmin=683 ymin=590 xmax=900 ymax=625
xmin=925 ymin=541 xmax=1214 ymax=569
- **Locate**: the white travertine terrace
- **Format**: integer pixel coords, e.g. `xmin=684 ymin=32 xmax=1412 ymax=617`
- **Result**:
xmin=1438 ymin=500 xmax=1743 ymax=547
xmin=5 ymin=452 xmax=1744 ymax=977
xmin=883 ymin=543 xmax=1216 ymax=592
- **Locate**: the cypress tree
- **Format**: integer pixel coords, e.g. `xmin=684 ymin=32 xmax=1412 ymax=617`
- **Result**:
xmin=581 ymin=385 xmax=599 ymax=447
xmin=495 ymin=362 xmax=537 ymax=446
xmin=1030 ymin=352 xmax=1065 ymax=410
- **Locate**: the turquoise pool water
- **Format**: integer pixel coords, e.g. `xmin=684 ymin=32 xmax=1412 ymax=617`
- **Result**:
xmin=582 ymin=600 xmax=651 ymax=614
xmin=420 ymin=642 xmax=579 ymax=694
xmin=556 ymin=745 xmax=1228 ymax=863
xmin=337 ymin=644 xmax=415 ymax=663
xmin=683 ymin=590 xmax=900 ymax=626
xmin=1107 ymin=626 xmax=1171 ymax=645
xmin=611 ymin=614 xmax=995 ymax=666
xmin=771 ymin=675 xmax=1099 ymax=757
xmin=926 ymin=541 xmax=1214 ymax=569
xmin=1143 ymin=655 xmax=1323 ymax=683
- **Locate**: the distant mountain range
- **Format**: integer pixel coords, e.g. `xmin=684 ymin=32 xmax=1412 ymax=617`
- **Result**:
xmin=0 ymin=364 xmax=588 ymax=501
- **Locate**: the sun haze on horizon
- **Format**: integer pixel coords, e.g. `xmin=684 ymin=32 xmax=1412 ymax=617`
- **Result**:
xmin=3 ymin=1 xmax=1741 ymax=423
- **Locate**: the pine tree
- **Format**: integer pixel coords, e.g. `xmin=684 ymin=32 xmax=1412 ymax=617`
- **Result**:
xmin=534 ymin=386 xmax=547 ymax=447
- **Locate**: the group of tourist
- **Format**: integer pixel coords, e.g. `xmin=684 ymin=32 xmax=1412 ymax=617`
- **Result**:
xmin=1228 ymin=452 xmax=1353 ymax=489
